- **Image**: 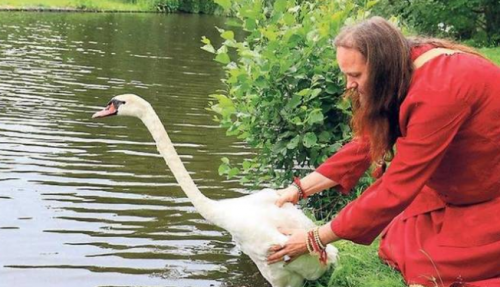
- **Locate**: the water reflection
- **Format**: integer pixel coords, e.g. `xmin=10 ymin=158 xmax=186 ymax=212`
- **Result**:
xmin=0 ymin=12 xmax=265 ymax=287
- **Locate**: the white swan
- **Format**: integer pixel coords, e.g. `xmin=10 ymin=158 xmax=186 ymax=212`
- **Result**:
xmin=92 ymin=94 xmax=337 ymax=287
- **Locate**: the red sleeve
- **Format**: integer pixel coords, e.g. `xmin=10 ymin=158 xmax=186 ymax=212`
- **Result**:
xmin=316 ymin=137 xmax=371 ymax=194
xmin=331 ymin=95 xmax=471 ymax=245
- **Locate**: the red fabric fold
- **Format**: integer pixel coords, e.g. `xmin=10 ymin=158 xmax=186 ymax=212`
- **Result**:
xmin=315 ymin=138 xmax=371 ymax=194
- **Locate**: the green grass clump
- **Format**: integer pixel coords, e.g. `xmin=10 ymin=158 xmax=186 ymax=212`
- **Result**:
xmin=327 ymin=240 xmax=406 ymax=287
xmin=304 ymin=239 xmax=406 ymax=287
xmin=481 ymin=47 xmax=500 ymax=65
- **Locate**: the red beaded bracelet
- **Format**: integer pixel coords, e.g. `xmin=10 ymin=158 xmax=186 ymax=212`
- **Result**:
xmin=293 ymin=177 xmax=307 ymax=201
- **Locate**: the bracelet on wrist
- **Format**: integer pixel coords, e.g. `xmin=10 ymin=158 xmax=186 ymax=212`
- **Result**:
xmin=293 ymin=177 xmax=307 ymax=201
xmin=306 ymin=228 xmax=328 ymax=265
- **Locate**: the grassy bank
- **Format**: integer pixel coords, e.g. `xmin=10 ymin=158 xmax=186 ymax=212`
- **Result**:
xmin=325 ymin=240 xmax=406 ymax=287
xmin=481 ymin=47 xmax=500 ymax=65
xmin=0 ymin=0 xmax=222 ymax=13
xmin=0 ymin=0 xmax=149 ymax=11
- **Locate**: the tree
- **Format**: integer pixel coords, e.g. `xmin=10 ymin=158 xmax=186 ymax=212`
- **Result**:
xmin=373 ymin=0 xmax=500 ymax=46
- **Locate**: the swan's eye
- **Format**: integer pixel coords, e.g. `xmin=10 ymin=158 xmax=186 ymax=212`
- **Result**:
xmin=109 ymin=99 xmax=126 ymax=109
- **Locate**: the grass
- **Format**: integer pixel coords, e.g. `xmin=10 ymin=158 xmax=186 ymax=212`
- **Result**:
xmin=0 ymin=0 xmax=155 ymax=11
xmin=305 ymin=239 xmax=406 ymax=287
xmin=481 ymin=47 xmax=500 ymax=65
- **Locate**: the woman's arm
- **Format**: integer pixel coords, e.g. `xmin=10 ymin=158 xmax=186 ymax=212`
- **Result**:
xmin=275 ymin=172 xmax=338 ymax=207
xmin=275 ymin=137 xmax=372 ymax=207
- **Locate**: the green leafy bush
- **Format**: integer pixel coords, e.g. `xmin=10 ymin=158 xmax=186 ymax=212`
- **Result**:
xmin=205 ymin=0 xmax=377 ymax=214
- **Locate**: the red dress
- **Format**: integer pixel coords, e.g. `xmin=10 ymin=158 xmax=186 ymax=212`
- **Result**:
xmin=316 ymin=46 xmax=500 ymax=287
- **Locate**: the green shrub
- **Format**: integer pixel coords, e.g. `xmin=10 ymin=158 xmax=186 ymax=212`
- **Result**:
xmin=205 ymin=0 xmax=378 ymax=216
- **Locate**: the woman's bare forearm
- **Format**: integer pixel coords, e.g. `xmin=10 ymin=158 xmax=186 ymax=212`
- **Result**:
xmin=299 ymin=171 xmax=338 ymax=197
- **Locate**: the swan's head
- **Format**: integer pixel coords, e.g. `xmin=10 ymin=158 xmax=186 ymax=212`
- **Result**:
xmin=92 ymin=94 xmax=152 ymax=119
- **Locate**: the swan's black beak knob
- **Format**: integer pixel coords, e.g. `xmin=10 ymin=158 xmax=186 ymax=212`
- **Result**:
xmin=92 ymin=99 xmax=124 ymax=119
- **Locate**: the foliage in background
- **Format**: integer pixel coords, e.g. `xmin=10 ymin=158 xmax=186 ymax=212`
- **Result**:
xmin=205 ymin=0 xmax=378 ymax=193
xmin=147 ymin=0 xmax=222 ymax=13
xmin=371 ymin=0 xmax=500 ymax=46
xmin=0 ymin=0 xmax=223 ymax=13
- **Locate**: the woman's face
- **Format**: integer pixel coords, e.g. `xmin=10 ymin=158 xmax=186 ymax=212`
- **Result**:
xmin=336 ymin=47 xmax=369 ymax=101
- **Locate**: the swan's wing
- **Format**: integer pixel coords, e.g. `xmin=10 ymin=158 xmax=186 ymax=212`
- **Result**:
xmin=208 ymin=189 xmax=338 ymax=285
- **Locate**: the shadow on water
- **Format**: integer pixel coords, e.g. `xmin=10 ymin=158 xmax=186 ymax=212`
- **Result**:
xmin=0 ymin=12 xmax=269 ymax=287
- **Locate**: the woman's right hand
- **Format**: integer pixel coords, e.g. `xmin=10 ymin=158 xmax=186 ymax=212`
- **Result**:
xmin=275 ymin=185 xmax=299 ymax=207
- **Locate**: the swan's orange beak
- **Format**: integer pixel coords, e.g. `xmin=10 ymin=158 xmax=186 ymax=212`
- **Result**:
xmin=92 ymin=103 xmax=117 ymax=119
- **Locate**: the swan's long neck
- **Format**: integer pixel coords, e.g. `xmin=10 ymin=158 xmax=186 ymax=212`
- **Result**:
xmin=140 ymin=109 xmax=218 ymax=223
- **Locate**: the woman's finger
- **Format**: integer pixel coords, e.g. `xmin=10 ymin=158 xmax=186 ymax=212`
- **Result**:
xmin=267 ymin=249 xmax=291 ymax=264
xmin=275 ymin=197 xmax=285 ymax=207
xmin=269 ymin=244 xmax=283 ymax=252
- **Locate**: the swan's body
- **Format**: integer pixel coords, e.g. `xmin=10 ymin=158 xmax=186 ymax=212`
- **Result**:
xmin=93 ymin=94 xmax=338 ymax=287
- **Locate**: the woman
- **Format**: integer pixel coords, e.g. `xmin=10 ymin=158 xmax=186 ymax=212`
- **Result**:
xmin=267 ymin=16 xmax=500 ymax=287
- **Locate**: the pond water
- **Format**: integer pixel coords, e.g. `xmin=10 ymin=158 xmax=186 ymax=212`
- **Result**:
xmin=0 ymin=12 xmax=268 ymax=287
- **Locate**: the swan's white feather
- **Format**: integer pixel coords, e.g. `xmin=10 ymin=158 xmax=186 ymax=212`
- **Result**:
xmin=190 ymin=188 xmax=338 ymax=286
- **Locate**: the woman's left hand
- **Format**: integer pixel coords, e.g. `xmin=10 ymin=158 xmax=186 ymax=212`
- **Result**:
xmin=267 ymin=227 xmax=309 ymax=264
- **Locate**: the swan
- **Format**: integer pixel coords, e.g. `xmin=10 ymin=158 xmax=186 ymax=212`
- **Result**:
xmin=92 ymin=94 xmax=338 ymax=287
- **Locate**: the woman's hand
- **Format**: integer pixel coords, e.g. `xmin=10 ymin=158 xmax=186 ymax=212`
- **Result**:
xmin=267 ymin=228 xmax=309 ymax=264
xmin=275 ymin=186 xmax=299 ymax=207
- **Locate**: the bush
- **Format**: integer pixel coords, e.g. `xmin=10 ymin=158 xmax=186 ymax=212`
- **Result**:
xmin=204 ymin=0 xmax=378 ymax=216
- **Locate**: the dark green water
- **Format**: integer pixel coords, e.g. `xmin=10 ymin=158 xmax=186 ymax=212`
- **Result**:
xmin=0 ymin=12 xmax=267 ymax=287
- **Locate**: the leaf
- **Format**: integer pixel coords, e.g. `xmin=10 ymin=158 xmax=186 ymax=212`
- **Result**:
xmin=201 ymin=36 xmax=211 ymax=45
xmin=201 ymin=44 xmax=215 ymax=54
xmin=310 ymin=88 xmax=322 ymax=99
xmin=273 ymin=0 xmax=287 ymax=13
xmin=221 ymin=157 xmax=230 ymax=164
xmin=215 ymin=53 xmax=230 ymax=64
xmin=286 ymin=94 xmax=302 ymax=109
xmin=221 ymin=30 xmax=234 ymax=40
xmin=303 ymin=132 xmax=317 ymax=148
xmin=326 ymin=84 xmax=339 ymax=94
xmin=297 ymin=88 xmax=311 ymax=97
xmin=367 ymin=0 xmax=379 ymax=9
xmin=262 ymin=27 xmax=278 ymax=41
xmin=336 ymin=97 xmax=351 ymax=111
xmin=307 ymin=109 xmax=324 ymax=125
xmin=287 ymin=135 xmax=300 ymax=149
xmin=214 ymin=0 xmax=231 ymax=10
xmin=242 ymin=160 xmax=252 ymax=170
xmin=283 ymin=13 xmax=295 ymax=26
xmin=318 ymin=131 xmax=332 ymax=142
xmin=225 ymin=19 xmax=242 ymax=28
xmin=228 ymin=167 xmax=240 ymax=179
xmin=210 ymin=94 xmax=235 ymax=115
xmin=290 ymin=116 xmax=303 ymax=126
xmin=218 ymin=163 xmax=230 ymax=175
xmin=244 ymin=19 xmax=257 ymax=31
